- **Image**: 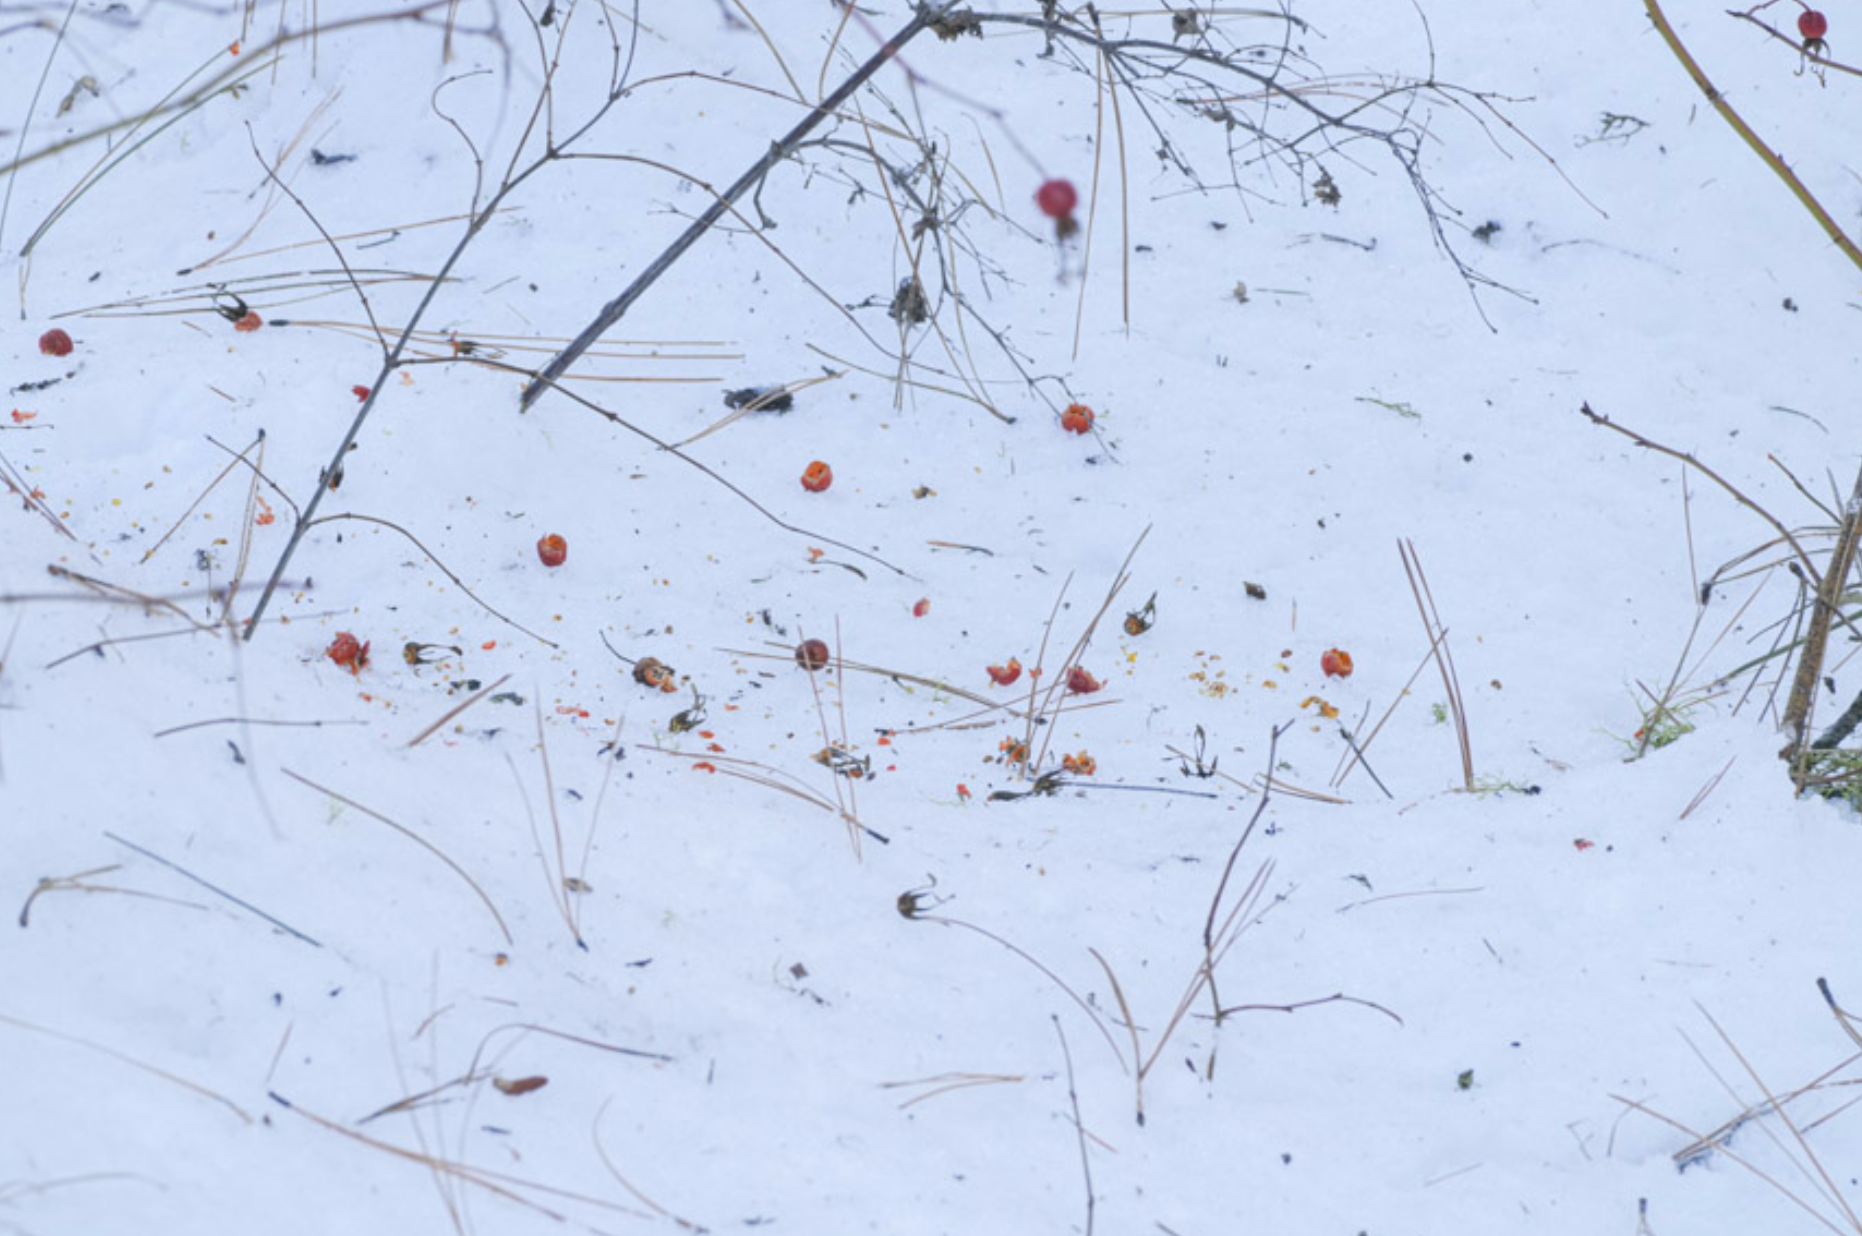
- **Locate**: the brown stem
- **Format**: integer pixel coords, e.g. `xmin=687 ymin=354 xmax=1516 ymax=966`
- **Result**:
xmin=1645 ymin=0 xmax=1862 ymax=276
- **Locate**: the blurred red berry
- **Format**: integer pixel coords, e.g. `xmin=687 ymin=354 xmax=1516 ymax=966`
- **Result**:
xmin=795 ymin=638 xmax=830 ymax=671
xmin=352 ymin=385 xmax=371 ymax=401
xmin=801 ymin=460 xmax=833 ymax=493
xmin=233 ymin=311 xmax=263 ymax=332
xmin=912 ymin=597 xmax=930 ymax=618
xmin=38 ymin=329 xmax=73 ymax=357
xmin=1799 ymin=8 xmax=1828 ymax=40
xmin=1036 ymin=179 xmax=1078 ymax=219
xmin=1320 ymin=648 xmax=1354 ymax=679
xmin=987 ymin=658 xmax=1023 ymax=686
xmin=1066 ymin=666 xmax=1102 ymax=695
xmin=537 ymin=533 xmax=568 ymax=567
xmin=1060 ymin=403 xmax=1094 ymax=434
xmin=326 ymin=632 xmax=370 ymax=674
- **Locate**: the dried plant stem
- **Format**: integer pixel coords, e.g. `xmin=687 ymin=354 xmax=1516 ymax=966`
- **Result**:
xmin=1783 ymin=463 xmax=1862 ymax=771
xmin=1399 ymin=539 xmax=1473 ymax=790
xmin=522 ymin=2 xmax=951 ymax=407
xmin=0 ymin=1010 xmax=253 ymax=1124
xmin=1644 ymin=0 xmax=1862 ymax=276
xmin=104 ymin=829 xmax=321 ymax=945
xmin=281 ymin=770 xmax=513 ymax=946
xmin=1054 ymin=1016 xmax=1096 ymax=1236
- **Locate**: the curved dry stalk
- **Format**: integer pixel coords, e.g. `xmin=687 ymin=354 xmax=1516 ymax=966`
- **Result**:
xmin=282 ymin=769 xmax=514 ymax=947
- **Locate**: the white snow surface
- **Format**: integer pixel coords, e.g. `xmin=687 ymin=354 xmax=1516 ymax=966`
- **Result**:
xmin=3 ymin=2 xmax=1861 ymax=1233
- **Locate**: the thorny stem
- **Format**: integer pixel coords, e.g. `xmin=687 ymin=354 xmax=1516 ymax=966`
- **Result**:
xmin=521 ymin=2 xmax=956 ymax=408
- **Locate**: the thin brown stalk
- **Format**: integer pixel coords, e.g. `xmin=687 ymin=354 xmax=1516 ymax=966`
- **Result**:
xmin=0 ymin=1010 xmax=252 ymax=1123
xmin=1054 ymin=1017 xmax=1097 ymax=1236
xmin=270 ymin=1092 xmax=653 ymax=1224
xmin=282 ymin=769 xmax=513 ymax=946
xmin=1783 ymin=462 xmax=1862 ymax=770
xmin=1400 ymin=539 xmax=1473 ymax=789
xmin=1645 ymin=0 xmax=1862 ymax=275
xmin=406 ymin=673 xmax=511 ymax=748
xmin=140 ymin=433 xmax=265 ymax=566
xmin=307 ymin=514 xmax=557 ymax=648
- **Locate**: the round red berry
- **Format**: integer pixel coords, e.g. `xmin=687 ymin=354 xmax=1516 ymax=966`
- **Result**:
xmin=1036 ymin=179 xmax=1078 ymax=219
xmin=1060 ymin=403 xmax=1094 ymax=434
xmin=1320 ymin=648 xmax=1354 ymax=679
xmin=795 ymin=638 xmax=830 ymax=671
xmin=1799 ymin=9 xmax=1828 ymax=40
xmin=233 ymin=311 xmax=263 ymax=332
xmin=537 ymin=533 xmax=568 ymax=567
xmin=38 ymin=328 xmax=73 ymax=357
xmin=801 ymin=460 xmax=833 ymax=493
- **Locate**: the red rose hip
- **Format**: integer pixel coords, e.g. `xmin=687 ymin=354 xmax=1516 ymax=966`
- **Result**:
xmin=536 ymin=533 xmax=568 ymax=567
xmin=1036 ymin=179 xmax=1078 ymax=219
xmin=1799 ymin=9 xmax=1828 ymax=41
xmin=38 ymin=329 xmax=73 ymax=357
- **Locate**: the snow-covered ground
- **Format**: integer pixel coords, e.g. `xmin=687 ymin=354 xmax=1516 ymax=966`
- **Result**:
xmin=4 ymin=2 xmax=1860 ymax=1232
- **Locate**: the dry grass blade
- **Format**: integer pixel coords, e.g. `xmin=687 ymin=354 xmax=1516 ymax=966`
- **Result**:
xmin=880 ymin=1071 xmax=1025 ymax=1110
xmin=0 ymin=1009 xmax=252 ymax=1123
xmin=270 ymin=1092 xmax=654 ymax=1225
xmin=1399 ymin=539 xmax=1473 ymax=790
xmin=282 ymin=769 xmax=513 ymax=946
xmin=406 ymin=673 xmax=511 ymax=747
xmin=1054 ymin=1016 xmax=1097 ymax=1236
xmin=16 ymin=864 xmax=206 ymax=928
xmin=592 ymin=1097 xmax=707 ymax=1232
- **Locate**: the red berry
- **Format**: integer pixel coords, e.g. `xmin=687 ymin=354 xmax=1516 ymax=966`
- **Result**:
xmin=351 ymin=385 xmax=371 ymax=402
xmin=1320 ymin=648 xmax=1354 ymax=679
xmin=37 ymin=329 xmax=73 ymax=357
xmin=1060 ymin=403 xmax=1094 ymax=434
xmin=1036 ymin=178 xmax=1078 ymax=219
xmin=801 ymin=460 xmax=833 ymax=493
xmin=1799 ymin=8 xmax=1828 ymax=40
xmin=537 ymin=533 xmax=568 ymax=567
xmin=912 ymin=597 xmax=930 ymax=618
xmin=1065 ymin=665 xmax=1102 ymax=695
xmin=795 ymin=638 xmax=830 ymax=671
xmin=326 ymin=632 xmax=370 ymax=674
xmin=233 ymin=311 xmax=263 ymax=332
xmin=986 ymin=658 xmax=1023 ymax=686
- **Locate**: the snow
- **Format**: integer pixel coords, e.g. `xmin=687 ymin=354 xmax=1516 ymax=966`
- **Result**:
xmin=4 ymin=1 xmax=1860 ymax=1233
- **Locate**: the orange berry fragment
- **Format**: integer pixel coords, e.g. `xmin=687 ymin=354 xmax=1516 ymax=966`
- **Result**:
xmin=326 ymin=631 xmax=370 ymax=674
xmin=986 ymin=658 xmax=1022 ymax=686
xmin=233 ymin=311 xmax=263 ymax=332
xmin=1320 ymin=648 xmax=1354 ymax=679
xmin=1060 ymin=403 xmax=1094 ymax=434
xmin=801 ymin=460 xmax=833 ymax=493
xmin=38 ymin=329 xmax=73 ymax=357
xmin=536 ymin=533 xmax=568 ymax=567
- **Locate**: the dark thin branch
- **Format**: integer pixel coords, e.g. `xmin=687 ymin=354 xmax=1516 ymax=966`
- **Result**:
xmin=521 ymin=2 xmax=954 ymax=407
